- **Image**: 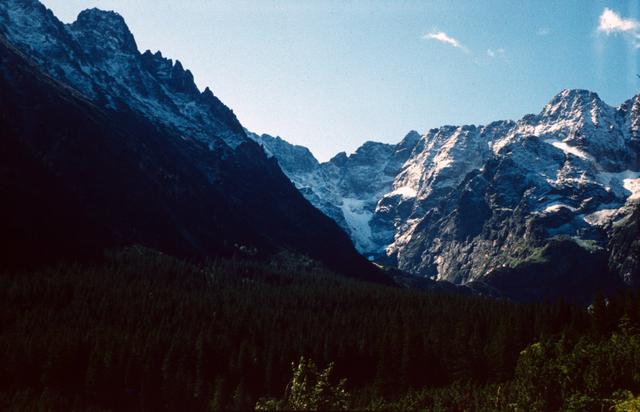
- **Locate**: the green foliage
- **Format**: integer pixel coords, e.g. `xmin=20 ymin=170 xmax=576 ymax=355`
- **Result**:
xmin=255 ymin=357 xmax=350 ymax=410
xmin=612 ymin=391 xmax=640 ymax=411
xmin=366 ymin=321 xmax=640 ymax=411
xmin=503 ymin=321 xmax=640 ymax=411
xmin=504 ymin=245 xmax=548 ymax=268
xmin=363 ymin=381 xmax=504 ymax=412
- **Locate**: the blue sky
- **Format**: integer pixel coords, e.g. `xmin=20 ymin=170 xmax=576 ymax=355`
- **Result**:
xmin=41 ymin=0 xmax=640 ymax=161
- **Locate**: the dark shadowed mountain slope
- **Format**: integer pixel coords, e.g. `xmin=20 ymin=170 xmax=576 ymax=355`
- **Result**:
xmin=608 ymin=204 xmax=640 ymax=288
xmin=248 ymin=130 xmax=421 ymax=255
xmin=0 ymin=24 xmax=387 ymax=283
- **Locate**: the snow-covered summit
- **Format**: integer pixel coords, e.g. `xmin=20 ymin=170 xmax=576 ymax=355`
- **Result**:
xmin=382 ymin=89 xmax=640 ymax=282
xmin=540 ymin=89 xmax=603 ymax=119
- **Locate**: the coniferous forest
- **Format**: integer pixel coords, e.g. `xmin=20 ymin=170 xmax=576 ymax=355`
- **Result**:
xmin=2 ymin=247 xmax=640 ymax=411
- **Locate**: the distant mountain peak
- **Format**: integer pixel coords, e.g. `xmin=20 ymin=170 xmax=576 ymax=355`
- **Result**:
xmin=400 ymin=130 xmax=421 ymax=144
xmin=140 ymin=49 xmax=199 ymax=95
xmin=70 ymin=8 xmax=138 ymax=53
xmin=329 ymin=151 xmax=349 ymax=165
xmin=0 ymin=1 xmax=247 ymax=147
xmin=550 ymin=88 xmax=603 ymax=105
xmin=541 ymin=88 xmax=606 ymax=120
xmin=75 ymin=8 xmax=127 ymax=27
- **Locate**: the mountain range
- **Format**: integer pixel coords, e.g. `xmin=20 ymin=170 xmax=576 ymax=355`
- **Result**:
xmin=251 ymin=89 xmax=640 ymax=301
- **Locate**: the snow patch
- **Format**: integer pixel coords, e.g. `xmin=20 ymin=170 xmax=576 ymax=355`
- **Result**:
xmin=598 ymin=170 xmax=640 ymax=201
xmin=543 ymin=138 xmax=591 ymax=160
xmin=543 ymin=202 xmax=577 ymax=213
xmin=389 ymin=186 xmax=417 ymax=199
xmin=340 ymin=198 xmax=374 ymax=252
xmin=583 ymin=209 xmax=619 ymax=226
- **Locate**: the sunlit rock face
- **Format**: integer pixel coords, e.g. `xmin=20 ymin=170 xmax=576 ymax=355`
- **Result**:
xmin=255 ymin=89 xmax=640 ymax=298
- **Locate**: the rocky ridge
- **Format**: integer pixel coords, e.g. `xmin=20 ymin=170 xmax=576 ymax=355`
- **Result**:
xmin=252 ymin=89 xmax=640 ymax=298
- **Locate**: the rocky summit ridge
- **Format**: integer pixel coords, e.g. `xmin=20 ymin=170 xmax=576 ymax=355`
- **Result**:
xmin=251 ymin=89 xmax=640 ymax=300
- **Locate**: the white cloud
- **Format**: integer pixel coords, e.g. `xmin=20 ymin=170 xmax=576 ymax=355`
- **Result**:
xmin=598 ymin=8 xmax=639 ymax=34
xmin=597 ymin=8 xmax=640 ymax=47
xmin=423 ymin=30 xmax=467 ymax=52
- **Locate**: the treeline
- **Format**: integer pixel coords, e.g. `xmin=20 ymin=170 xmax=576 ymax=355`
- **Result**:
xmin=0 ymin=247 xmax=637 ymax=411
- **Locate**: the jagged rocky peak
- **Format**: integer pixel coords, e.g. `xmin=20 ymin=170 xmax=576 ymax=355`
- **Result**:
xmin=0 ymin=0 xmax=249 ymax=147
xmin=619 ymin=93 xmax=640 ymax=116
xmin=141 ymin=50 xmax=199 ymax=95
xmin=619 ymin=93 xmax=640 ymax=140
xmin=329 ymin=151 xmax=349 ymax=166
xmin=323 ymin=141 xmax=396 ymax=170
xmin=510 ymin=88 xmax=630 ymax=169
xmin=169 ymin=60 xmax=199 ymax=94
xmin=141 ymin=50 xmax=173 ymax=79
xmin=201 ymin=86 xmax=218 ymax=101
xmin=387 ymin=131 xmax=421 ymax=170
xmin=70 ymin=8 xmax=138 ymax=54
xmin=0 ymin=0 xmax=71 ymax=57
xmin=397 ymin=130 xmax=421 ymax=148
xmin=540 ymin=88 xmax=607 ymax=123
xmin=348 ymin=141 xmax=395 ymax=165
xmin=248 ymin=131 xmax=319 ymax=173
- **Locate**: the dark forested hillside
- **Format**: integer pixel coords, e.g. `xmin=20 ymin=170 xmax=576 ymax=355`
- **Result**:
xmin=2 ymin=247 xmax=639 ymax=411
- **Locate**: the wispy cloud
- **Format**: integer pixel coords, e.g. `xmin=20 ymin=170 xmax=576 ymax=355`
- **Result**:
xmin=422 ymin=29 xmax=508 ymax=64
xmin=537 ymin=27 xmax=551 ymax=36
xmin=423 ymin=30 xmax=467 ymax=52
xmin=598 ymin=8 xmax=640 ymax=46
xmin=485 ymin=48 xmax=509 ymax=64
xmin=486 ymin=48 xmax=505 ymax=58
